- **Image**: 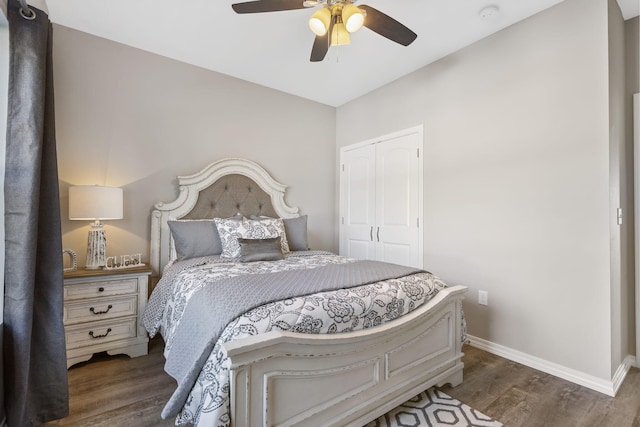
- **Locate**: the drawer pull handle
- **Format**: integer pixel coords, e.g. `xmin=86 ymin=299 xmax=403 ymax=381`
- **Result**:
xmin=88 ymin=328 xmax=112 ymax=339
xmin=90 ymin=305 xmax=113 ymax=315
xmin=98 ymin=287 xmax=105 ymax=292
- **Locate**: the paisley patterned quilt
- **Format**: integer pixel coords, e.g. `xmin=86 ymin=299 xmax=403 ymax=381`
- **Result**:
xmin=143 ymin=251 xmax=455 ymax=427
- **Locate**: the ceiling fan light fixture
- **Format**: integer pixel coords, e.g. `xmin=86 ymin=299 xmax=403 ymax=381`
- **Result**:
xmin=342 ymin=4 xmax=364 ymax=33
xmin=330 ymin=18 xmax=350 ymax=45
xmin=309 ymin=7 xmax=332 ymax=36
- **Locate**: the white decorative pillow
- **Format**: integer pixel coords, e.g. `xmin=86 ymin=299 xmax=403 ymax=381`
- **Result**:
xmin=214 ymin=217 xmax=289 ymax=258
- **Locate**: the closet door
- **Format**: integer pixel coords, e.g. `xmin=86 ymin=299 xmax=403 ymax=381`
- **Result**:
xmin=340 ymin=126 xmax=423 ymax=268
xmin=340 ymin=144 xmax=376 ymax=261
xmin=375 ymin=135 xmax=421 ymax=268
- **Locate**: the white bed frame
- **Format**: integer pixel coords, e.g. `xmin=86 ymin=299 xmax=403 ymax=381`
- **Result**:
xmin=150 ymin=158 xmax=467 ymax=427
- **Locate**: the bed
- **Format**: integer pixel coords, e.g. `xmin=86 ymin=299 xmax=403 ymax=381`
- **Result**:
xmin=144 ymin=158 xmax=467 ymax=427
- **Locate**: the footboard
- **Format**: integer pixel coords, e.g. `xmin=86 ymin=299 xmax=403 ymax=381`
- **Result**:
xmin=223 ymin=285 xmax=467 ymax=427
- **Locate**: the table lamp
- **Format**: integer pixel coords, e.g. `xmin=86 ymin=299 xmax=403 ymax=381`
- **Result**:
xmin=69 ymin=185 xmax=123 ymax=269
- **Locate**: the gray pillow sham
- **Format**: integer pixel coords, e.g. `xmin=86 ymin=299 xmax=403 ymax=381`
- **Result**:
xmin=250 ymin=215 xmax=309 ymax=251
xmin=237 ymin=237 xmax=284 ymax=262
xmin=168 ymin=214 xmax=242 ymax=261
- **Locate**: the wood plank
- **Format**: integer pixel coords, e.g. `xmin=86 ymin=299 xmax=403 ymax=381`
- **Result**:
xmin=45 ymin=340 xmax=640 ymax=426
xmin=441 ymin=346 xmax=640 ymax=427
xmin=43 ymin=337 xmax=174 ymax=426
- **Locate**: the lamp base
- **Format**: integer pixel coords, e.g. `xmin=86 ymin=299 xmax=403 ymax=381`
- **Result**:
xmin=85 ymin=222 xmax=107 ymax=270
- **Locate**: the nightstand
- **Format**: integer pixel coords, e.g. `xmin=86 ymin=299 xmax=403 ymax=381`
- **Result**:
xmin=63 ymin=266 xmax=151 ymax=368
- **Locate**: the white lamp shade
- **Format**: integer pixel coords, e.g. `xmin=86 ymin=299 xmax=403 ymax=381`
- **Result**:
xmin=69 ymin=185 xmax=123 ymax=220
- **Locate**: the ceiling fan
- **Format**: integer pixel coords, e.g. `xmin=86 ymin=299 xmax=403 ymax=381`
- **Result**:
xmin=231 ymin=0 xmax=418 ymax=62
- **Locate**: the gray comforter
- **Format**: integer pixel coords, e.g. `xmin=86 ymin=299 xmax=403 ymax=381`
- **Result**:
xmin=161 ymin=259 xmax=422 ymax=418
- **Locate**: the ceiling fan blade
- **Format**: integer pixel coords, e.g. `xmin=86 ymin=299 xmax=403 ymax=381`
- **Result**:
xmin=310 ymin=34 xmax=330 ymax=62
xmin=310 ymin=14 xmax=334 ymax=62
xmin=359 ymin=5 xmax=417 ymax=46
xmin=232 ymin=0 xmax=306 ymax=14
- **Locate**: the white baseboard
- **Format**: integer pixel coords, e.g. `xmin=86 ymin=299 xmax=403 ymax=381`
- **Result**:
xmin=466 ymin=335 xmax=634 ymax=397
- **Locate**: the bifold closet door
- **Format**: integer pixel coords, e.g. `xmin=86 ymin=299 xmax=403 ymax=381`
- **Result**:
xmin=374 ymin=136 xmax=421 ymax=268
xmin=340 ymin=144 xmax=376 ymax=261
xmin=340 ymin=126 xmax=423 ymax=269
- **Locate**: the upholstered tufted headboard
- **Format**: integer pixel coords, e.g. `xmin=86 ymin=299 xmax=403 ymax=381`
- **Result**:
xmin=150 ymin=158 xmax=299 ymax=275
xmin=181 ymin=174 xmax=279 ymax=220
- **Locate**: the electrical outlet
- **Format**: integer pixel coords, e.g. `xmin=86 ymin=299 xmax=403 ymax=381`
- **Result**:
xmin=478 ymin=290 xmax=488 ymax=306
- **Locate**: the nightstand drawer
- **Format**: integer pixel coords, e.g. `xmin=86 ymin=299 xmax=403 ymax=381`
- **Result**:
xmin=64 ymin=278 xmax=138 ymax=301
xmin=64 ymin=295 xmax=138 ymax=325
xmin=65 ymin=317 xmax=137 ymax=350
xmin=63 ymin=267 xmax=151 ymax=368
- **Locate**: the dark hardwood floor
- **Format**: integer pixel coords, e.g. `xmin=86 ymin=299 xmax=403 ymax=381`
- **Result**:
xmin=440 ymin=347 xmax=640 ymax=427
xmin=43 ymin=338 xmax=175 ymax=427
xmin=44 ymin=338 xmax=640 ymax=426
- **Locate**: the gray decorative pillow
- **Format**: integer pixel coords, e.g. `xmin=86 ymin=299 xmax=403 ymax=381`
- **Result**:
xmin=238 ymin=237 xmax=284 ymax=262
xmin=168 ymin=214 xmax=243 ymax=261
xmin=250 ymin=215 xmax=309 ymax=251
xmin=215 ymin=217 xmax=289 ymax=258
xmin=283 ymin=215 xmax=308 ymax=251
xmin=168 ymin=219 xmax=220 ymax=261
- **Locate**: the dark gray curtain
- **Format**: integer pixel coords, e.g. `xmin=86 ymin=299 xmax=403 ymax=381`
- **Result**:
xmin=3 ymin=0 xmax=68 ymax=425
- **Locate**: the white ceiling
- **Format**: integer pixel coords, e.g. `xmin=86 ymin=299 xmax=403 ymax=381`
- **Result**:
xmin=42 ymin=0 xmax=639 ymax=106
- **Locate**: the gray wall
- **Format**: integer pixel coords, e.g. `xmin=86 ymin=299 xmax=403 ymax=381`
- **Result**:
xmin=53 ymin=26 xmax=338 ymax=268
xmin=336 ymin=0 xmax=616 ymax=380
xmin=608 ymin=0 xmax=628 ymax=376
xmin=626 ymin=16 xmax=639 ymax=359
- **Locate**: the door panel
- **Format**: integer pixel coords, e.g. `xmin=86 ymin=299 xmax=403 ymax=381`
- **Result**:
xmin=375 ymin=133 xmax=421 ymax=268
xmin=340 ymin=127 xmax=423 ymax=269
xmin=340 ymin=144 xmax=375 ymax=260
xmin=377 ymin=242 xmax=413 ymax=267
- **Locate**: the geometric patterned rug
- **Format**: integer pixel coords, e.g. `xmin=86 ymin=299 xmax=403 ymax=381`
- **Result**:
xmin=365 ymin=388 xmax=507 ymax=427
